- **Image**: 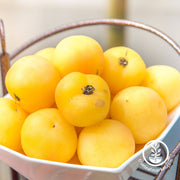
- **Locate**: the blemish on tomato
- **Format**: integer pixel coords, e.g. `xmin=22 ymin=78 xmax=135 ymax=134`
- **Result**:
xmin=14 ymin=93 xmax=20 ymax=101
xmin=95 ymin=99 xmax=105 ymax=107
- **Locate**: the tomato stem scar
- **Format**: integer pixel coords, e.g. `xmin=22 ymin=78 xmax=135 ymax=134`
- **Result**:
xmin=82 ymin=85 xmax=95 ymax=95
xmin=119 ymin=57 xmax=128 ymax=67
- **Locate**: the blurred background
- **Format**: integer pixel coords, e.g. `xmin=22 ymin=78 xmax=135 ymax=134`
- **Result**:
xmin=0 ymin=0 xmax=180 ymax=67
xmin=0 ymin=0 xmax=180 ymax=179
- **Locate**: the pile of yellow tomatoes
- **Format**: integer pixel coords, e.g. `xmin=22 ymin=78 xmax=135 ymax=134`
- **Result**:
xmin=0 ymin=35 xmax=180 ymax=168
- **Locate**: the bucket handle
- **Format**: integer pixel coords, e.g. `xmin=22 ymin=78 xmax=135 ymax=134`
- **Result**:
xmin=6 ymin=19 xmax=180 ymax=60
xmin=0 ymin=19 xmax=10 ymax=95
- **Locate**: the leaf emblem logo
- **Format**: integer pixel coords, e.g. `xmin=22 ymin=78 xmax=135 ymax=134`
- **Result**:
xmin=142 ymin=140 xmax=169 ymax=167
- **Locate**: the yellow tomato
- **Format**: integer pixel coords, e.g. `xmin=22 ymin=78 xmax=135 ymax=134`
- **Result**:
xmin=110 ymin=86 xmax=167 ymax=144
xmin=0 ymin=98 xmax=28 ymax=152
xmin=21 ymin=108 xmax=77 ymax=162
xmin=141 ymin=65 xmax=180 ymax=112
xmin=5 ymin=55 xmax=61 ymax=113
xmin=101 ymin=46 xmax=146 ymax=95
xmin=52 ymin=35 xmax=104 ymax=77
xmin=35 ymin=47 xmax=55 ymax=64
xmin=55 ymin=72 xmax=111 ymax=127
xmin=77 ymin=119 xmax=135 ymax=168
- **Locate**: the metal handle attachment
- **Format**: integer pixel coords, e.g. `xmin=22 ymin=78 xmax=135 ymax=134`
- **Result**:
xmin=0 ymin=19 xmax=10 ymax=95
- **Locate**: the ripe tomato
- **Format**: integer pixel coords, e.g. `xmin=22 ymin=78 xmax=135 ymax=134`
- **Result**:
xmin=55 ymin=72 xmax=111 ymax=127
